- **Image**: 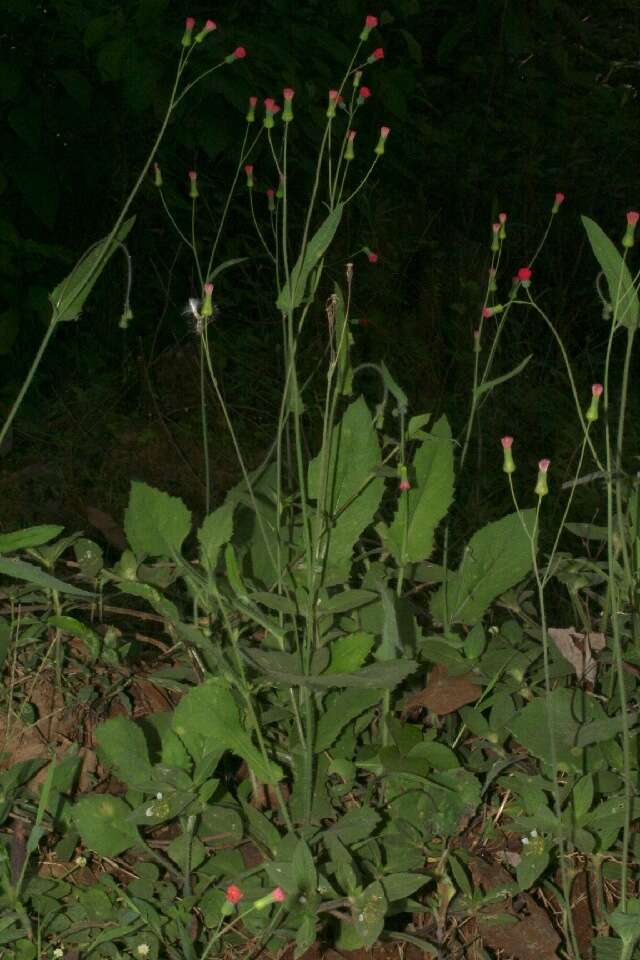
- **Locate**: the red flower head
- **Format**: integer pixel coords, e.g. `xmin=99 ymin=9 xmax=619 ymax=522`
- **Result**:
xmin=499 ymin=212 xmax=507 ymax=224
xmin=347 ymin=129 xmax=356 ymax=141
xmin=203 ymin=19 xmax=216 ymax=32
xmin=249 ymin=96 xmax=258 ymax=108
xmin=359 ymin=85 xmax=372 ymax=99
xmin=482 ymin=306 xmax=492 ymax=318
xmin=501 ymin=436 xmax=513 ymax=450
xmin=226 ymin=884 xmax=243 ymax=904
xmin=627 ymin=211 xmax=640 ymax=226
xmin=329 ymin=89 xmax=339 ymax=101
xmin=517 ymin=267 xmax=532 ymax=281
xmin=592 ymin=383 xmax=603 ymax=398
xmin=272 ymin=888 xmax=286 ymax=903
xmin=283 ymin=88 xmax=294 ymax=101
xmin=365 ymin=15 xmax=379 ymax=28
xmin=232 ymin=46 xmax=247 ymax=59
xmin=264 ymin=98 xmax=280 ymax=114
xmin=266 ymin=188 xmax=275 ymax=199
xmin=185 ymin=16 xmax=196 ymax=30
xmin=367 ymin=250 xmax=379 ymax=263
xmin=371 ymin=47 xmax=384 ymax=60
xmin=380 ymin=125 xmax=390 ymax=139
xmin=538 ymin=458 xmax=550 ymax=473
xmin=554 ymin=192 xmax=565 ymax=206
xmin=244 ymin=164 xmax=253 ymax=175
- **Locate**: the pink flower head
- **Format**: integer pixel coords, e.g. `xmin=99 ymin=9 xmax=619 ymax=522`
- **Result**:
xmin=264 ymin=98 xmax=280 ymax=114
xmin=267 ymin=188 xmax=274 ymax=198
xmin=492 ymin=222 xmax=500 ymax=233
xmin=538 ymin=458 xmax=551 ymax=473
xmin=365 ymin=248 xmax=378 ymax=263
xmin=226 ymin=884 xmax=243 ymax=904
xmin=482 ymin=306 xmax=492 ymax=318
xmin=283 ymin=87 xmax=294 ymax=101
xmin=329 ymin=89 xmax=339 ymax=101
xmin=232 ymin=46 xmax=247 ymax=59
xmin=188 ymin=170 xmax=197 ymax=182
xmin=372 ymin=47 xmax=384 ymax=60
xmin=501 ymin=436 xmax=514 ymax=450
xmin=203 ymin=282 xmax=214 ymax=296
xmin=380 ymin=125 xmax=390 ymax=139
xmin=272 ymin=887 xmax=286 ymax=903
xmin=554 ymin=192 xmax=565 ymax=206
xmin=244 ymin=164 xmax=253 ymax=175
xmin=249 ymin=96 xmax=258 ymax=108
xmin=359 ymin=85 xmax=372 ymax=99
xmin=347 ymin=129 xmax=356 ymax=141
xmin=203 ymin=19 xmax=217 ymax=32
xmin=517 ymin=267 xmax=532 ymax=281
xmin=365 ymin=15 xmax=379 ymax=29
xmin=627 ymin=211 xmax=640 ymax=226
xmin=592 ymin=383 xmax=603 ymax=398
xmin=499 ymin=212 xmax=507 ymax=224
xmin=399 ymin=478 xmax=411 ymax=492
xmin=185 ymin=16 xmax=196 ymax=30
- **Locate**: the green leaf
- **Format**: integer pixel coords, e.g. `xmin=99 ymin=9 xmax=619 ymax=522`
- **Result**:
xmin=326 ymin=807 xmax=381 ymax=844
xmin=507 ymin=688 xmax=589 ymax=772
xmin=387 ymin=415 xmax=454 ymax=564
xmin=46 ymin=615 xmax=101 ymax=660
xmin=354 ymin=881 xmax=388 ymax=948
xmin=95 ymin=716 xmax=153 ymax=787
xmin=276 ymin=204 xmax=343 ymax=311
xmin=292 ymin=839 xmax=318 ymax=894
xmin=327 ymin=632 xmax=374 ymax=673
xmin=210 ymin=257 xmax=249 ymax=281
xmin=516 ymin=842 xmax=549 ymax=890
xmin=172 ymin=679 xmax=282 ymax=784
xmin=380 ymin=873 xmax=428 ymax=901
xmin=315 ymin=688 xmax=382 ymax=752
xmin=572 ymin=774 xmax=594 ymax=821
xmin=431 ymin=510 xmax=536 ymax=625
xmin=73 ymin=795 xmax=139 ymax=857
xmin=476 ymin=354 xmax=532 ymax=398
xmin=49 ymin=216 xmax=136 ymax=323
xmin=0 ymin=525 xmax=64 ymax=554
xmin=197 ymin=500 xmax=235 ymax=572
xmin=608 ymin=900 xmax=640 ymax=946
xmin=246 ymin=648 xmax=416 ymax=689
xmin=317 ymin=589 xmax=377 ymax=617
xmin=0 ymin=557 xmax=93 ymax=597
xmin=124 ymin=481 xmax=191 ymax=559
xmin=582 ymin=215 xmax=639 ymax=330
xmin=308 ymin=396 xmax=384 ymax=581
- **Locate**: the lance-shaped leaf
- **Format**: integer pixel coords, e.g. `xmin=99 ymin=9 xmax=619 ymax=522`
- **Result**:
xmin=582 ymin=215 xmax=639 ymax=330
xmin=277 ymin=203 xmax=343 ymax=311
xmin=172 ymin=679 xmax=282 ymax=784
xmin=431 ymin=510 xmax=536 ymax=625
xmin=386 ymin=415 xmax=454 ymax=564
xmin=308 ymin=396 xmax=384 ymax=582
xmin=49 ymin=216 xmax=136 ymax=323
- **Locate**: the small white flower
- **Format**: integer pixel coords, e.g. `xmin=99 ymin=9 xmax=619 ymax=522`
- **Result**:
xmin=521 ymin=836 xmax=529 ymax=845
xmin=155 ymin=792 xmax=163 ymax=800
xmin=530 ymin=829 xmax=538 ymax=839
xmin=74 ymin=855 xmax=87 ymax=867
xmin=137 ymin=945 xmax=150 ymax=958
xmin=145 ymin=806 xmax=155 ymax=818
xmin=53 ymin=950 xmax=64 ymax=959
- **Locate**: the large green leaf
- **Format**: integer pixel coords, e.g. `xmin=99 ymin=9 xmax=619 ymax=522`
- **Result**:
xmin=430 ymin=510 xmax=536 ymax=625
xmin=245 ymin=647 xmax=416 ymax=689
xmin=386 ymin=415 xmax=454 ymax=565
xmin=49 ymin=216 xmax=136 ymax=323
xmin=276 ymin=204 xmax=343 ymax=311
xmin=73 ymin=795 xmax=139 ymax=857
xmin=507 ymin=687 xmax=604 ymax=772
xmin=582 ymin=215 xmax=639 ymax=330
xmin=197 ymin=500 xmax=235 ymax=572
xmin=315 ymin=688 xmax=382 ymax=752
xmin=0 ymin=525 xmax=64 ymax=555
xmin=172 ymin=679 xmax=282 ymax=784
xmin=124 ymin=481 xmax=191 ymax=559
xmin=0 ymin=557 xmax=93 ymax=597
xmin=94 ymin=716 xmax=153 ymax=787
xmin=308 ymin=396 xmax=384 ymax=581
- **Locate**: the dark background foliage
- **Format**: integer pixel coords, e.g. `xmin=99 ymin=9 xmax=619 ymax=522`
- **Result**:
xmin=1 ymin=0 xmax=638 ymax=534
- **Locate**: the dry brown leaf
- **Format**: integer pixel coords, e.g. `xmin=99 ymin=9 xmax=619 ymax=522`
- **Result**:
xmin=548 ymin=626 xmax=606 ymax=683
xmin=403 ymin=663 xmax=481 ymax=716
xmin=85 ymin=506 xmax=128 ymax=550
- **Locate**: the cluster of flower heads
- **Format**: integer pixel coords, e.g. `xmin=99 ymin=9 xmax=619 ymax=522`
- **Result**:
xmin=181 ymin=15 xmax=246 ymax=59
xmin=499 ymin=381 xmax=603 ymax=495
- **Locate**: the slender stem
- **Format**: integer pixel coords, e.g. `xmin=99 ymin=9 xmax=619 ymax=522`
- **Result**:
xmin=0 ymin=321 xmax=57 ymax=452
